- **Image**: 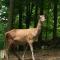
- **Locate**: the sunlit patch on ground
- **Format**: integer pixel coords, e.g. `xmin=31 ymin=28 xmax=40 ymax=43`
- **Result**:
xmin=0 ymin=49 xmax=6 ymax=60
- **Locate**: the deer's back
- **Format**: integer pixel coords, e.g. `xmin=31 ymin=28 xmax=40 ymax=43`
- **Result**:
xmin=5 ymin=28 xmax=37 ymax=43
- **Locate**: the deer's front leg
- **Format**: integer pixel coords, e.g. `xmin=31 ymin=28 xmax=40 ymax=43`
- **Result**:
xmin=29 ymin=42 xmax=35 ymax=60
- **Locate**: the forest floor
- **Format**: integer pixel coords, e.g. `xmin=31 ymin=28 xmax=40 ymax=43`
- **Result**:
xmin=4 ymin=49 xmax=60 ymax=60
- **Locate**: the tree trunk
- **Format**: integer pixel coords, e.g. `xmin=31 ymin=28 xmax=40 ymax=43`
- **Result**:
xmin=7 ymin=0 xmax=15 ymax=31
xmin=19 ymin=8 xmax=23 ymax=29
xmin=45 ymin=0 xmax=50 ymax=41
xmin=38 ymin=0 xmax=44 ymax=47
xmin=34 ymin=5 xmax=38 ymax=27
xmin=53 ymin=0 xmax=58 ymax=40
xmin=25 ymin=1 xmax=31 ymax=29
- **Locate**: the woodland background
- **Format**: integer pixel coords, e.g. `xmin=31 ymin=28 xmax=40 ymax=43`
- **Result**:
xmin=0 ymin=0 xmax=60 ymax=50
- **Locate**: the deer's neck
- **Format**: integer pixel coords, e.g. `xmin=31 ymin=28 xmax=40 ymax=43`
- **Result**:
xmin=36 ymin=20 xmax=42 ymax=36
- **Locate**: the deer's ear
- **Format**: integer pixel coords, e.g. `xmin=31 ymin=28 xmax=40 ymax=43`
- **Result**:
xmin=40 ymin=15 xmax=45 ymax=18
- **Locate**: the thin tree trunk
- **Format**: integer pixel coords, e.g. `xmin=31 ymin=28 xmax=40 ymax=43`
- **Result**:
xmin=7 ymin=0 xmax=15 ymax=31
xmin=53 ymin=0 xmax=58 ymax=40
xmin=34 ymin=5 xmax=38 ymax=27
xmin=25 ymin=1 xmax=31 ymax=29
xmin=0 ymin=0 xmax=1 ymax=9
xmin=45 ymin=0 xmax=50 ymax=40
xmin=18 ymin=0 xmax=23 ymax=29
xmin=30 ymin=2 xmax=34 ymax=16
xmin=19 ymin=8 xmax=23 ymax=29
xmin=40 ymin=0 xmax=44 ymax=15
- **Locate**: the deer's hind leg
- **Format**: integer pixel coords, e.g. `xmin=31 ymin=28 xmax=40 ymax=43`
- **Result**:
xmin=21 ymin=44 xmax=28 ymax=60
xmin=11 ymin=42 xmax=21 ymax=60
xmin=5 ymin=39 xmax=13 ymax=60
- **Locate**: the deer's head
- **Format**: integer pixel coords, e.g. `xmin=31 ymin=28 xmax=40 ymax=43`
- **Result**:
xmin=39 ymin=15 xmax=45 ymax=24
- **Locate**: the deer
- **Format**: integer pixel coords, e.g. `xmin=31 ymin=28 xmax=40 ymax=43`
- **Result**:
xmin=5 ymin=15 xmax=45 ymax=60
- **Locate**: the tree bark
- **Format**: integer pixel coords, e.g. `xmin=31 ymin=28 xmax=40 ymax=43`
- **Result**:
xmin=53 ymin=0 xmax=58 ymax=40
xmin=25 ymin=1 xmax=31 ymax=29
xmin=7 ymin=0 xmax=15 ymax=31
xmin=34 ymin=5 xmax=38 ymax=27
xmin=19 ymin=7 xmax=23 ymax=29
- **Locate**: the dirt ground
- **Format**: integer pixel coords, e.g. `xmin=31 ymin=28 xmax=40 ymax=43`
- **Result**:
xmin=4 ymin=49 xmax=60 ymax=60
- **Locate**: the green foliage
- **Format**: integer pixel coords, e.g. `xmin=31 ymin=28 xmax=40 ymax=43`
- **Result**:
xmin=0 ymin=0 xmax=60 ymax=49
xmin=0 ymin=0 xmax=8 ymax=21
xmin=0 ymin=22 xmax=6 ymax=49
